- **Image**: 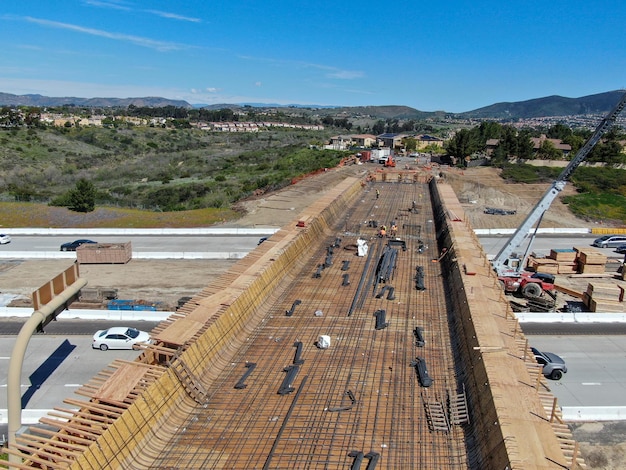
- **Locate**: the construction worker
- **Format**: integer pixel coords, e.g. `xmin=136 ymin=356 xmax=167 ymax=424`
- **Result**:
xmin=376 ymin=189 xmax=380 ymax=199
xmin=379 ymin=225 xmax=387 ymax=238
xmin=390 ymin=223 xmax=398 ymax=238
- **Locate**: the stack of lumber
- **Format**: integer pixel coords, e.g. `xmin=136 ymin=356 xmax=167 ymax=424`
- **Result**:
xmin=550 ymin=249 xmax=578 ymax=274
xmin=527 ymin=256 xmax=559 ymax=274
xmin=575 ymin=247 xmax=608 ymax=274
xmin=582 ymin=282 xmax=625 ymax=312
xmin=527 ymin=249 xmax=578 ymax=274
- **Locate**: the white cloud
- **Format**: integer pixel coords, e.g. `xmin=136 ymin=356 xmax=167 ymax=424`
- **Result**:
xmin=145 ymin=10 xmax=201 ymax=23
xmin=326 ymin=70 xmax=364 ymax=80
xmin=82 ymin=0 xmax=131 ymax=11
xmin=24 ymin=16 xmax=188 ymax=52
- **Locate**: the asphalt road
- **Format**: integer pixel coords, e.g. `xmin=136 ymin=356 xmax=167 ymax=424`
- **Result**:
xmin=3 ymin=233 xmax=624 ymax=259
xmin=528 ymin=334 xmax=626 ymax=418
xmin=479 ymin=233 xmax=624 ymax=259
xmin=2 ymin=327 xmax=625 ymax=429
xmin=2 ymin=317 xmax=626 ymax=336
xmin=0 ymin=234 xmax=268 ymax=255
xmin=0 ymin=318 xmax=160 ymax=335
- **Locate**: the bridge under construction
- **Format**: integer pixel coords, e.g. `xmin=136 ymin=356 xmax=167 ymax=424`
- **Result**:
xmin=3 ymin=169 xmax=586 ymax=469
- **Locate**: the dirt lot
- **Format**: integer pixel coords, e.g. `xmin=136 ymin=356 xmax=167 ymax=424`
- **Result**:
xmin=1 ymin=164 xmax=623 ymax=468
xmin=442 ymin=166 xmax=597 ymax=229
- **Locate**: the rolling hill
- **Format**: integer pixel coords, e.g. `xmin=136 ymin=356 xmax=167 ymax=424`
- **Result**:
xmin=0 ymin=90 xmax=624 ymax=120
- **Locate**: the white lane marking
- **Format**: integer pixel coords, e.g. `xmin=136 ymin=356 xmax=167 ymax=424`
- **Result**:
xmin=581 ymin=382 xmax=602 ymax=386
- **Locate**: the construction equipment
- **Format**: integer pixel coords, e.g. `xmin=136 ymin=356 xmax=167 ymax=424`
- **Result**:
xmin=492 ymin=90 xmax=626 ymax=297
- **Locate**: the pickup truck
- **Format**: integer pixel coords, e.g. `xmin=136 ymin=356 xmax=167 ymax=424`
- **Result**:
xmin=531 ymin=347 xmax=567 ymax=380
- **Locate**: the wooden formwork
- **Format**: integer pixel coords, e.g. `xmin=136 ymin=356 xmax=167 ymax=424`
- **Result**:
xmin=4 ymin=172 xmax=584 ymax=470
xmin=432 ymin=181 xmax=585 ymax=469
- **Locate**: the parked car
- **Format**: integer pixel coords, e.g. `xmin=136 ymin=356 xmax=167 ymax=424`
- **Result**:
xmin=483 ymin=207 xmax=517 ymax=215
xmin=92 ymin=327 xmax=152 ymax=351
xmin=0 ymin=234 xmax=11 ymax=244
xmin=60 ymin=239 xmax=97 ymax=251
xmin=592 ymin=235 xmax=626 ymax=248
xmin=531 ymin=347 xmax=567 ymax=380
xmin=615 ymin=244 xmax=626 ymax=254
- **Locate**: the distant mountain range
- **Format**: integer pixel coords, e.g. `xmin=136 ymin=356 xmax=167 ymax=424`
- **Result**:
xmin=457 ymin=90 xmax=625 ymax=119
xmin=0 ymin=92 xmax=191 ymax=109
xmin=0 ymin=90 xmax=623 ymax=120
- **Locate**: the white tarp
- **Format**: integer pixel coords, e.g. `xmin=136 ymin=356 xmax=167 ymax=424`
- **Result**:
xmin=317 ymin=335 xmax=331 ymax=349
xmin=357 ymin=238 xmax=368 ymax=257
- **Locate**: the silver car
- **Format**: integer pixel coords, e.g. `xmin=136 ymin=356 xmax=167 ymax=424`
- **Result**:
xmin=593 ymin=235 xmax=626 ymax=248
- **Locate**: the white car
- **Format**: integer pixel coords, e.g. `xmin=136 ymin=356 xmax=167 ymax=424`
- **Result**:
xmin=0 ymin=234 xmax=11 ymax=244
xmin=92 ymin=327 xmax=151 ymax=351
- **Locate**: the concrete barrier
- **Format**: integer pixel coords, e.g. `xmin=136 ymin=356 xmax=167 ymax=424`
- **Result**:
xmin=0 ymin=306 xmax=172 ymax=321
xmin=0 ymin=409 xmax=62 ymax=425
xmin=474 ymin=228 xmax=590 ymax=236
xmin=515 ymin=312 xmax=626 ymax=323
xmin=562 ymin=406 xmax=626 ymax=421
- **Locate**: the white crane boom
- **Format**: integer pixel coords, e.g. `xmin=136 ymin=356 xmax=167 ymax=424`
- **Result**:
xmin=492 ymin=90 xmax=626 ymax=276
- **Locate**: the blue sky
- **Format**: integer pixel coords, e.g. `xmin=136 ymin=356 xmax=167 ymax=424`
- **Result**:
xmin=0 ymin=0 xmax=624 ymax=112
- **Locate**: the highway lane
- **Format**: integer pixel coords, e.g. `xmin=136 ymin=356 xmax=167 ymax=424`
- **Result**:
xmin=478 ymin=233 xmax=621 ymax=259
xmin=527 ymin=334 xmax=626 ymax=420
xmin=3 ymin=233 xmax=624 ymax=259
xmin=0 ymin=333 xmax=147 ymax=437
xmin=0 ymin=234 xmax=268 ymax=255
xmin=2 ymin=323 xmax=625 ymax=429
xmin=0 ymin=318 xmax=160 ymax=336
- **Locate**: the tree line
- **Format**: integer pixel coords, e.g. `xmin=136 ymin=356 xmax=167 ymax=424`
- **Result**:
xmin=445 ymin=121 xmax=626 ymax=165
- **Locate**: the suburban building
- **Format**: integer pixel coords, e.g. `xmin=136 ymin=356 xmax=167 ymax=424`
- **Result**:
xmin=416 ymin=134 xmax=444 ymax=149
xmin=376 ymin=132 xmax=407 ymax=149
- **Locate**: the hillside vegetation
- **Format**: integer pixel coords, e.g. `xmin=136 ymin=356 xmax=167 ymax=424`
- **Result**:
xmin=501 ymin=163 xmax=626 ymax=224
xmin=0 ymin=126 xmax=343 ymax=213
xmin=1 ymin=117 xmax=625 ymax=228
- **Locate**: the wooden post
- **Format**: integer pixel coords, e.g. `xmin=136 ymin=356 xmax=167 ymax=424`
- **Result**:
xmin=550 ymin=397 xmax=558 ymax=423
